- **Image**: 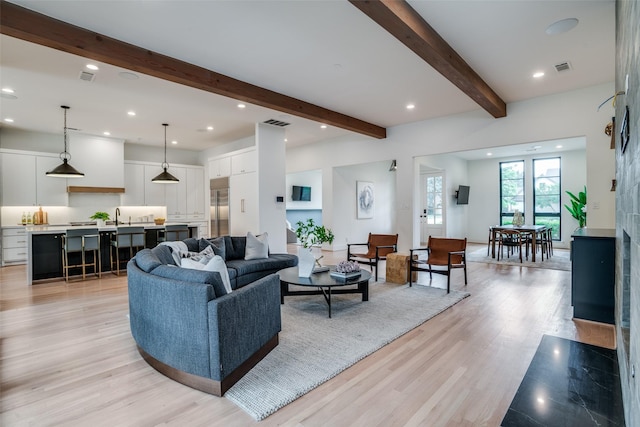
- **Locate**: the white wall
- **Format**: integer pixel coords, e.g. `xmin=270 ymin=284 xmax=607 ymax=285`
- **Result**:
xmin=332 ymin=160 xmax=397 ymax=250
xmin=286 ymin=83 xmax=615 ymax=252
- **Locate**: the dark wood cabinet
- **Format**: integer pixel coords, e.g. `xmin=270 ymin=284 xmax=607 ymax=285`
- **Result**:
xmin=32 ymin=233 xmax=63 ymax=280
xmin=571 ymin=228 xmax=615 ymax=324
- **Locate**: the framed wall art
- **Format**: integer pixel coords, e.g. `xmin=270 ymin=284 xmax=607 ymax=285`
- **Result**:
xmin=356 ymin=181 xmax=374 ymax=219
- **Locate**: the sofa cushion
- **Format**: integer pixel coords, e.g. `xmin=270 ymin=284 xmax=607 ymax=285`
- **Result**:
xmin=223 ymin=236 xmax=247 ymax=260
xmin=226 ymin=253 xmax=296 ymax=277
xmin=245 ymin=232 xmax=269 ymax=260
xmin=199 ymin=237 xmax=226 ymax=260
xmin=135 ymin=249 xmax=162 ymax=273
xmin=181 ymin=256 xmax=232 ymax=295
xmin=183 ymin=237 xmax=199 ymax=252
xmin=151 ymin=244 xmax=177 ymax=266
xmin=151 ymin=264 xmax=228 ymax=298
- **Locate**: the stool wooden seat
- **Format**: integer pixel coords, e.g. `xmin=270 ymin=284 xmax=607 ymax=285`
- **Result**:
xmin=62 ymin=228 xmax=101 ymax=281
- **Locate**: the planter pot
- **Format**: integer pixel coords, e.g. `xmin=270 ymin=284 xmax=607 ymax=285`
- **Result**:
xmin=96 ymin=219 xmax=106 ymax=228
xmin=297 ymin=247 xmax=315 ymax=278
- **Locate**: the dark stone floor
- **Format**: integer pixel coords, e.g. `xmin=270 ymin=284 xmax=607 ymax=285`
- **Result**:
xmin=501 ymin=335 xmax=625 ymax=427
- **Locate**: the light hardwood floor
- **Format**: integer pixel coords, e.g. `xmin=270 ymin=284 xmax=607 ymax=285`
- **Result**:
xmin=0 ymin=244 xmax=615 ymax=426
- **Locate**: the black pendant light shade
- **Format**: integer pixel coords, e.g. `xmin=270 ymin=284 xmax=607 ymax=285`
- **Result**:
xmin=46 ymin=105 xmax=84 ymax=178
xmin=151 ymin=123 xmax=179 ymax=183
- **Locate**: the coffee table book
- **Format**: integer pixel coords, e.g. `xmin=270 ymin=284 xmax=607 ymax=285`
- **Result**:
xmin=330 ymin=270 xmax=361 ymax=280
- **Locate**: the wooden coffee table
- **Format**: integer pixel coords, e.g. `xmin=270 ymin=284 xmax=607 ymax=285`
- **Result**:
xmin=278 ymin=266 xmax=371 ymax=318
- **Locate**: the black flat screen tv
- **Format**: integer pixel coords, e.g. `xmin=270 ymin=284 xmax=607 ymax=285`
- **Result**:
xmin=456 ymin=185 xmax=470 ymax=205
xmin=292 ymin=185 xmax=311 ymax=201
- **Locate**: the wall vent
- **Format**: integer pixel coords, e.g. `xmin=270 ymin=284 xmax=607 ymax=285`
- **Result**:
xmin=263 ymin=119 xmax=290 ymax=127
xmin=79 ymin=71 xmax=96 ymax=82
xmin=554 ymin=61 xmax=572 ymax=73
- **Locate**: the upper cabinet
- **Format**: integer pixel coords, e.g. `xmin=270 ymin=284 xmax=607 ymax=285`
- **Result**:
xmin=1 ymin=152 xmax=67 ymax=206
xmin=122 ymin=163 xmax=145 ymax=206
xmin=186 ymin=168 xmax=205 ymax=220
xmin=209 ymin=156 xmax=231 ymax=178
xmin=143 ymin=165 xmax=167 ymax=206
xmin=165 ymin=167 xmax=188 ymax=219
xmin=231 ymin=150 xmax=256 ymax=175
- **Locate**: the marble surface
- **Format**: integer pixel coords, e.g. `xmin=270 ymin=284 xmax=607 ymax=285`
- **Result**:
xmin=502 ymin=335 xmax=624 ymax=426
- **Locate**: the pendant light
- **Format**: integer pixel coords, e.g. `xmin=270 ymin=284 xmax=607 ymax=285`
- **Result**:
xmin=151 ymin=123 xmax=179 ymax=183
xmin=46 ymin=105 xmax=84 ymax=178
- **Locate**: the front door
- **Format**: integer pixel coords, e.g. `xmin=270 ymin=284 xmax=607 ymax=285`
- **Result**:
xmin=421 ymin=172 xmax=445 ymax=243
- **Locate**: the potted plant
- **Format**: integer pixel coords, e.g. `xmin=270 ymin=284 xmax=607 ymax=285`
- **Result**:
xmin=294 ymin=219 xmax=335 ymax=277
xmin=90 ymin=211 xmax=110 ymax=227
xmin=565 ymin=186 xmax=587 ymax=228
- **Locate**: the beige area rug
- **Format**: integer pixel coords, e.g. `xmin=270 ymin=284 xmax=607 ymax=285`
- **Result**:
xmin=466 ymin=245 xmax=571 ymax=271
xmin=224 ymin=282 xmax=469 ymax=420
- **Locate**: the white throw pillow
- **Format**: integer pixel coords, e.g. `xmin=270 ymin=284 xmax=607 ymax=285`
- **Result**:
xmin=245 ymin=232 xmax=269 ymax=260
xmin=202 ymin=255 xmax=232 ymax=294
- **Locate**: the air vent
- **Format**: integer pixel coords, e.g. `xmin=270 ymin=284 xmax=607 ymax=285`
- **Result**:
xmin=263 ymin=119 xmax=290 ymax=127
xmin=79 ymin=71 xmax=96 ymax=82
xmin=554 ymin=61 xmax=572 ymax=73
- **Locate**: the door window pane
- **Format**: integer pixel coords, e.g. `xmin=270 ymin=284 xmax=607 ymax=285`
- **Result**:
xmin=500 ymin=161 xmax=525 ymax=225
xmin=533 ymin=157 xmax=561 ymax=239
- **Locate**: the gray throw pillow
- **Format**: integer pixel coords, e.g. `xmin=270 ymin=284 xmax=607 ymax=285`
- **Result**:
xmin=245 ymin=232 xmax=269 ymax=260
xmin=199 ymin=237 xmax=226 ymax=260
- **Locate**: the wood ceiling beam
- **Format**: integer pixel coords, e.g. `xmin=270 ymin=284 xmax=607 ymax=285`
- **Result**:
xmin=349 ymin=0 xmax=506 ymax=118
xmin=0 ymin=1 xmax=387 ymax=139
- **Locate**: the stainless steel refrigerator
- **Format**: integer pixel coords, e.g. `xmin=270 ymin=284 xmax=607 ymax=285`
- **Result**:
xmin=210 ymin=177 xmax=229 ymax=238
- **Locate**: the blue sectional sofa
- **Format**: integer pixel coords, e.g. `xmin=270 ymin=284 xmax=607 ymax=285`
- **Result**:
xmin=127 ymin=236 xmax=297 ymax=396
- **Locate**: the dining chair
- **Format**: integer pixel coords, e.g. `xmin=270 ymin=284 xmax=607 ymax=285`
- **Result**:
xmin=497 ymin=229 xmax=524 ymax=263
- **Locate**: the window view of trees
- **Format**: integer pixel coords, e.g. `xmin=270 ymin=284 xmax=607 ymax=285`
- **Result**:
xmin=500 ymin=161 xmax=524 ymax=225
xmin=533 ymin=157 xmax=561 ymax=239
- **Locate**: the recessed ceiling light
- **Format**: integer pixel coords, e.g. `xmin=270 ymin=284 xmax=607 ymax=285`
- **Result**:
xmin=4 ymin=118 xmax=14 ymax=123
xmin=406 ymin=104 xmax=415 ymax=110
xmin=118 ymin=71 xmax=139 ymax=80
xmin=127 ymin=111 xmax=136 ymax=116
xmin=533 ymin=145 xmax=542 ymax=149
xmin=171 ymin=140 xmax=178 ymax=145
xmin=320 ymin=124 xmax=327 ymax=129
xmin=284 ymin=138 xmax=288 ymax=142
xmin=486 ymin=152 xmax=493 ymax=156
xmin=86 ymin=64 xmax=99 ymax=71
xmin=103 ymin=131 xmax=111 ymax=136
xmin=546 ymin=18 xmax=579 ymax=35
xmin=1 ymin=87 xmax=14 ymax=94
xmin=206 ymin=126 xmax=214 ymax=131
xmin=533 ymin=72 xmax=545 ymax=78
xmin=556 ymin=145 xmax=563 ymax=148
xmin=237 ymin=103 xmax=246 ymax=109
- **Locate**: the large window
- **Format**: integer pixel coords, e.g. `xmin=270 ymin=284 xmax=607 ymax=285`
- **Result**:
xmin=533 ymin=157 xmax=561 ymax=239
xmin=500 ymin=161 xmax=524 ymax=225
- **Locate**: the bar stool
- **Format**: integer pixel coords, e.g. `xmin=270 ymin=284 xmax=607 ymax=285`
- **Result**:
xmin=110 ymin=226 xmax=145 ymax=275
xmin=163 ymin=224 xmax=189 ymax=241
xmin=62 ymin=228 xmax=101 ymax=281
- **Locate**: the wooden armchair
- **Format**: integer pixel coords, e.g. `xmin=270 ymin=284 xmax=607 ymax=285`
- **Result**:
xmin=409 ymin=236 xmax=467 ymax=293
xmin=347 ymin=233 xmax=398 ymax=281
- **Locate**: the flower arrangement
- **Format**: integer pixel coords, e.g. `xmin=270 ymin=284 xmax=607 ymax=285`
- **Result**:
xmin=335 ymin=260 xmax=361 ymax=274
xmin=565 ymin=186 xmax=587 ymax=228
xmin=295 ymin=218 xmax=335 ymax=248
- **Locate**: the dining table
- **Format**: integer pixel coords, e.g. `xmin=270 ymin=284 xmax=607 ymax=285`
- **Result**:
xmin=490 ymin=224 xmax=548 ymax=262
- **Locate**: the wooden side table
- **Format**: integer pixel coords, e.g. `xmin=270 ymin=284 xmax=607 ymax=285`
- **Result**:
xmin=385 ymin=252 xmax=416 ymax=284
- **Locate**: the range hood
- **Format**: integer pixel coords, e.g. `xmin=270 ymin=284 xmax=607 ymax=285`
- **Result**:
xmin=67 ymin=186 xmax=125 ymax=193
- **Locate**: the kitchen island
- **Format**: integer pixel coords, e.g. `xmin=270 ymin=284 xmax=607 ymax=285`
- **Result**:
xmin=25 ymin=223 xmax=201 ymax=285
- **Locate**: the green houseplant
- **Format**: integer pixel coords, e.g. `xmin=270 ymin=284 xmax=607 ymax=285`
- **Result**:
xmin=295 ymin=218 xmax=335 ymax=248
xmin=564 ymin=186 xmax=587 ymax=228
xmin=90 ymin=211 xmax=110 ymax=221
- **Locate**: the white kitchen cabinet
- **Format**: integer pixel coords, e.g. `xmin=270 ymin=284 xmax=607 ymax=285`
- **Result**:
xmin=209 ymin=156 xmax=231 ymax=178
xmin=143 ymin=165 xmax=167 ymax=206
xmin=165 ymin=167 xmax=188 ymax=220
xmin=122 ymin=163 xmax=145 ymax=205
xmin=229 ymin=171 xmax=258 ymax=235
xmin=2 ymin=227 xmax=28 ymax=265
xmin=1 ymin=152 xmax=67 ymax=206
xmin=35 ymin=156 xmax=68 ymax=206
xmin=2 ymin=153 xmax=37 ymax=206
xmin=231 ymin=150 xmax=256 ymax=175
xmin=186 ymin=167 xmax=205 ymax=220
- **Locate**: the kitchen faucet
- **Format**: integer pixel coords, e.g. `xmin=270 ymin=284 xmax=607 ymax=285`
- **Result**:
xmin=115 ymin=207 xmax=121 ymax=226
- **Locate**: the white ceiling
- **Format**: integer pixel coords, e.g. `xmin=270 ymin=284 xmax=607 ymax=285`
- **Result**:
xmin=0 ymin=0 xmax=615 ymax=152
